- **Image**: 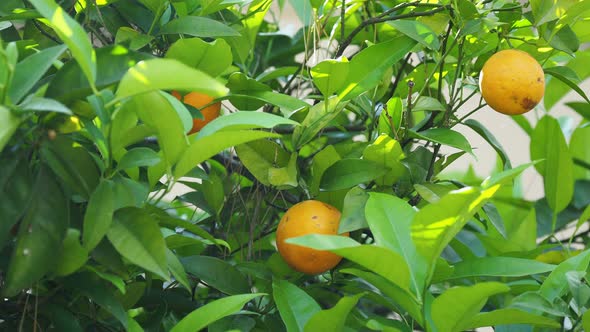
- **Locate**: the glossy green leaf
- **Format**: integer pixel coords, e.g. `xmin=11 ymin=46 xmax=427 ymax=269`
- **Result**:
xmin=46 ymin=46 xmax=152 ymax=104
xmin=388 ymin=20 xmax=440 ymax=50
xmin=539 ymin=249 xmax=590 ymax=301
xmin=268 ymin=152 xmax=298 ymax=188
xmin=107 ymin=207 xmax=168 ymax=279
xmin=481 ymin=162 xmax=538 ymax=189
xmin=379 ymin=97 xmax=404 ymax=137
xmin=460 ymin=308 xmax=560 ymax=330
xmin=464 ymin=119 xmax=511 ymax=169
xmin=3 ymin=166 xmax=68 ymax=297
xmin=340 ymin=268 xmax=423 ymax=324
xmin=29 ymin=0 xmax=96 ymax=86
xmin=116 ymin=58 xmax=228 ymax=101
xmin=410 ymin=128 xmax=473 ymax=154
xmin=544 ymin=22 xmax=580 ymax=55
xmin=292 ymin=96 xmax=343 ymax=148
xmin=320 ymin=159 xmax=389 ymax=191
xmin=41 ymin=135 xmax=100 ymax=199
xmin=117 ymin=147 xmax=161 ymax=170
xmin=82 ymin=180 xmax=114 ymax=251
xmin=411 ymin=186 xmax=500 ymax=281
xmin=544 ymin=66 xmax=589 ymax=103
xmin=0 ymin=106 xmax=20 ymax=153
xmin=583 ymin=309 xmax=590 ymax=331
xmin=567 ymin=102 xmax=590 ymax=121
xmin=339 ymin=187 xmax=369 ymax=233
xmin=311 ymin=58 xmax=350 ymax=97
xmin=66 ymin=272 xmax=128 ymax=328
xmin=445 ymin=257 xmax=555 ymax=280
xmin=226 ymin=72 xmax=309 ymax=115
xmin=362 ymin=134 xmax=406 ymax=186
xmin=158 ymin=16 xmax=240 ymax=37
xmin=570 ymin=125 xmax=590 ymax=180
xmin=304 ymin=293 xmax=364 ymax=332
xmin=339 ymin=37 xmax=416 ymax=101
xmin=174 ymin=130 xmax=280 ymax=179
xmin=17 ymin=96 xmax=71 ymax=114
xmin=0 ymin=155 xmax=31 ymax=247
xmin=9 ymin=44 xmax=67 ymax=103
xmin=530 ymin=116 xmax=574 ymax=213
xmin=196 ymin=111 xmax=299 ymax=139
xmin=432 ymin=282 xmax=510 ymax=332
xmin=170 ymin=294 xmax=265 ymax=332
xmin=166 ymin=248 xmax=191 ymax=292
xmin=54 ymin=229 xmax=88 ymax=276
xmin=273 ymin=279 xmax=321 ymax=332
xmin=181 ymin=256 xmax=249 ymax=295
xmin=286 ymin=235 xmax=411 ymax=290
xmin=365 ymin=193 xmax=427 ymax=295
xmin=165 ymin=37 xmax=232 ymax=77
xmin=115 ymin=27 xmax=153 ymax=50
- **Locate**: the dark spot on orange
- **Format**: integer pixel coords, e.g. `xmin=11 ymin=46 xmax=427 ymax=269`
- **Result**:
xmin=511 ymin=95 xmax=519 ymax=102
xmin=537 ymin=77 xmax=542 ymax=83
xmin=285 ymin=216 xmax=289 ymax=222
xmin=312 ymin=215 xmax=318 ymax=219
xmin=521 ymin=97 xmax=537 ymax=110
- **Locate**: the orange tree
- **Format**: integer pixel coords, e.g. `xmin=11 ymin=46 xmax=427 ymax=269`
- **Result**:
xmin=1 ymin=0 xmax=590 ymax=330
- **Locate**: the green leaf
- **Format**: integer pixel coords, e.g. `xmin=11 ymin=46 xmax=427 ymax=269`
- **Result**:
xmin=340 ymin=268 xmax=423 ymax=324
xmin=567 ymin=102 xmax=590 ymax=121
xmin=432 ymin=282 xmax=510 ymax=332
xmin=3 ymin=166 xmax=68 ymax=297
xmin=464 ymin=119 xmax=511 ymax=169
xmin=29 ymin=0 xmax=96 ymax=87
xmin=115 ymin=27 xmax=154 ymax=51
xmin=583 ymin=309 xmax=590 ymax=331
xmin=117 ymin=147 xmax=161 ymax=170
xmin=54 ymin=229 xmax=88 ymax=276
xmin=339 ymin=187 xmax=369 ymax=233
xmin=292 ymin=96 xmax=343 ymax=148
xmin=0 ymin=155 xmax=32 ymax=247
xmin=46 ymin=46 xmax=152 ymax=104
xmin=544 ymin=66 xmax=590 ymax=103
xmin=410 ymin=128 xmax=473 ymax=154
xmin=181 ymin=256 xmax=249 ymax=295
xmin=574 ymin=204 xmax=590 ymax=237
xmin=539 ymin=249 xmax=590 ymax=301
xmin=273 ymin=279 xmax=321 ymax=332
xmin=116 ymin=58 xmax=228 ymax=101
xmin=17 ymin=96 xmax=71 ymax=114
xmin=235 ymin=139 xmax=289 ymax=186
xmin=411 ymin=186 xmax=500 ymax=281
xmin=570 ymin=125 xmax=590 ymax=180
xmin=9 ymin=44 xmax=67 ymax=103
xmin=66 ymin=272 xmax=128 ymax=328
xmin=320 ymin=159 xmax=389 ymax=191
xmin=365 ymin=192 xmax=427 ymax=297
xmin=530 ymin=116 xmax=574 ymax=214
xmin=107 ymin=207 xmax=169 ymax=279
xmin=268 ymin=152 xmax=298 ymax=188
xmin=288 ymin=0 xmax=313 ymax=26
xmin=226 ymin=72 xmax=309 ymax=115
xmin=41 ymin=135 xmax=100 ymax=199
xmin=481 ymin=162 xmax=538 ymax=189
xmin=286 ymin=235 xmax=411 ymax=290
xmin=544 ymin=21 xmax=580 ymax=55
xmin=339 ymin=37 xmax=416 ymax=101
xmin=158 ymin=16 xmax=240 ymax=37
xmin=362 ymin=134 xmax=406 ymax=186
xmin=0 ymin=106 xmax=21 ymax=153
xmin=126 ymin=91 xmax=188 ymax=167
xmin=165 ymin=37 xmax=232 ymax=77
xmin=166 ymin=248 xmax=191 ymax=292
xmin=174 ymin=130 xmax=280 ymax=179
xmin=304 ymin=293 xmax=364 ymax=332
xmin=388 ymin=20 xmax=440 ymax=50
xmin=461 ymin=308 xmax=560 ymax=330
xmin=445 ymin=257 xmax=555 ymax=280
xmin=196 ymin=111 xmax=299 ymax=139
xmin=311 ymin=58 xmax=350 ymax=97
xmin=82 ymin=180 xmax=114 ymax=251
xmin=160 ymin=90 xmax=194 ymax=133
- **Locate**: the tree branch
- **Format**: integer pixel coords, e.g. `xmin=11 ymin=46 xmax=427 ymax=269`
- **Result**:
xmin=335 ymin=4 xmax=448 ymax=57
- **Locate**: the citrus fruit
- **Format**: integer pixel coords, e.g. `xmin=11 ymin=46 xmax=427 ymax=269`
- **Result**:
xmin=479 ymin=49 xmax=545 ymax=115
xmin=172 ymin=91 xmax=221 ymax=134
xmin=276 ymin=200 xmax=349 ymax=274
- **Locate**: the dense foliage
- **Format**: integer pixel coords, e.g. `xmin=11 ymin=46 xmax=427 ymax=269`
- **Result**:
xmin=1 ymin=0 xmax=590 ymax=331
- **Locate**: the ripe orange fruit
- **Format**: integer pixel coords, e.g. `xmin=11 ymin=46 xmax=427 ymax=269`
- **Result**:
xmin=276 ymin=200 xmax=349 ymax=274
xmin=172 ymin=91 xmax=221 ymax=134
xmin=479 ymin=49 xmax=545 ymax=115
